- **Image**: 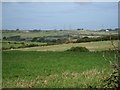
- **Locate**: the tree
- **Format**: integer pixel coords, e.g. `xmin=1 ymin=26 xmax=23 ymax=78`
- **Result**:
xmin=16 ymin=28 xmax=19 ymax=31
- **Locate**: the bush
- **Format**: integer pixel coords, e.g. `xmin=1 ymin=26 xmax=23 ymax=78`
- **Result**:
xmin=76 ymin=37 xmax=100 ymax=43
xmin=66 ymin=47 xmax=89 ymax=52
xmin=76 ymin=35 xmax=119 ymax=43
xmin=2 ymin=47 xmax=9 ymax=50
xmin=31 ymin=37 xmax=38 ymax=42
xmin=101 ymin=69 xmax=119 ymax=88
xmin=7 ymin=35 xmax=21 ymax=41
xmin=25 ymin=44 xmax=39 ymax=47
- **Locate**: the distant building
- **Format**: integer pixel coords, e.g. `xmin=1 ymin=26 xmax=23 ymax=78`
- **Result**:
xmin=99 ymin=29 xmax=109 ymax=32
xmin=105 ymin=29 xmax=109 ymax=32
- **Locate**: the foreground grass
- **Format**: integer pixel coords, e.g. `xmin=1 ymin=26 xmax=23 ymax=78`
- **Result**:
xmin=2 ymin=51 xmax=116 ymax=88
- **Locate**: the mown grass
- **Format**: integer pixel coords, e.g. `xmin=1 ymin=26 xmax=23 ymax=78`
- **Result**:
xmin=15 ymin=40 xmax=119 ymax=51
xmin=2 ymin=51 xmax=116 ymax=88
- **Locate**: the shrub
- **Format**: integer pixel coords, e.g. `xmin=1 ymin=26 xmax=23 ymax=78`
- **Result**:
xmin=66 ymin=47 xmax=89 ymax=52
xmin=21 ymin=42 xmax=25 ymax=45
xmin=76 ymin=35 xmax=119 ymax=43
xmin=2 ymin=47 xmax=9 ymax=50
xmin=3 ymin=37 xmax=7 ymax=40
xmin=31 ymin=37 xmax=38 ymax=42
xmin=7 ymin=35 xmax=21 ymax=41
xmin=25 ymin=44 xmax=39 ymax=47
xmin=101 ymin=69 xmax=119 ymax=88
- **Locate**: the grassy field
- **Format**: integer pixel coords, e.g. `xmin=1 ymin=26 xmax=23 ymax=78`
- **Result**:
xmin=2 ymin=30 xmax=118 ymax=38
xmin=14 ymin=40 xmax=119 ymax=52
xmin=2 ymin=30 xmax=119 ymax=88
xmin=1 ymin=40 xmax=47 ymax=50
xmin=2 ymin=51 xmax=116 ymax=88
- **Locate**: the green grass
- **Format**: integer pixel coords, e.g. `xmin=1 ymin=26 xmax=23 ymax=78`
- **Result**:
xmin=15 ymin=40 xmax=119 ymax=51
xmin=2 ymin=43 xmax=23 ymax=49
xmin=0 ymin=51 xmax=1 ymax=89
xmin=2 ymin=30 xmax=119 ymax=88
xmin=2 ymin=51 xmax=116 ymax=88
xmin=1 ymin=40 xmax=46 ymax=49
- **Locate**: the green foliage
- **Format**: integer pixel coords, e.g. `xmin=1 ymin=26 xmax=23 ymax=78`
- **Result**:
xmin=2 ymin=30 xmax=118 ymax=45
xmin=76 ymin=34 xmax=118 ymax=43
xmin=101 ymin=69 xmax=119 ymax=88
xmin=2 ymin=41 xmax=47 ymax=50
xmin=66 ymin=47 xmax=89 ymax=52
xmin=6 ymin=35 xmax=21 ymax=41
xmin=101 ymin=50 xmax=120 ymax=88
xmin=31 ymin=37 xmax=38 ymax=42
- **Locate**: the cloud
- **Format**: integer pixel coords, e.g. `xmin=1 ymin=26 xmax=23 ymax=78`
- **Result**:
xmin=74 ymin=2 xmax=93 ymax=5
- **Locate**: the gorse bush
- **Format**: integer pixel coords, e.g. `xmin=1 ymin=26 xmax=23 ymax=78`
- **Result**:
xmin=101 ymin=49 xmax=120 ymax=88
xmin=66 ymin=47 xmax=89 ymax=52
xmin=101 ymin=68 xmax=119 ymax=88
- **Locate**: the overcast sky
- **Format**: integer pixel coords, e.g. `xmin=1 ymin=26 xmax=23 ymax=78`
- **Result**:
xmin=2 ymin=2 xmax=118 ymax=30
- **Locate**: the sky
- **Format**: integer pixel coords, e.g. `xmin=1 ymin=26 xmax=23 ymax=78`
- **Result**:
xmin=2 ymin=2 xmax=118 ymax=30
xmin=1 ymin=0 xmax=120 ymax=2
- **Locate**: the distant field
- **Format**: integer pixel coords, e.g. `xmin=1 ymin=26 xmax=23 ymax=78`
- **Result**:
xmin=1 ymin=40 xmax=47 ymax=49
xmin=2 ymin=51 xmax=115 ymax=88
xmin=14 ymin=40 xmax=119 ymax=51
xmin=2 ymin=30 xmax=118 ymax=38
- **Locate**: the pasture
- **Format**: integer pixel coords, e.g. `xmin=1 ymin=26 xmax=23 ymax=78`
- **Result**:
xmin=2 ymin=30 xmax=119 ymax=88
xmin=2 ymin=30 xmax=118 ymax=38
xmin=14 ymin=40 xmax=119 ymax=52
xmin=2 ymin=51 xmax=116 ymax=88
xmin=1 ymin=40 xmax=46 ymax=50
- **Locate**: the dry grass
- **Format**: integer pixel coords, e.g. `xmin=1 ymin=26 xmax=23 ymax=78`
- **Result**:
xmin=13 ymin=40 xmax=119 ymax=52
xmin=2 ymin=68 xmax=111 ymax=88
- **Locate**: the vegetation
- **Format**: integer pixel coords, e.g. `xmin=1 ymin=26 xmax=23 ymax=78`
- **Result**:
xmin=2 ymin=29 xmax=119 ymax=88
xmin=2 ymin=30 xmax=119 ymax=47
xmin=66 ymin=47 xmax=89 ymax=52
xmin=102 ymin=69 xmax=119 ymax=88
xmin=2 ymin=30 xmax=118 ymax=38
xmin=2 ymin=51 xmax=116 ymax=88
xmin=1 ymin=40 xmax=47 ymax=50
xmin=14 ymin=40 xmax=118 ymax=52
xmin=76 ymin=34 xmax=119 ymax=43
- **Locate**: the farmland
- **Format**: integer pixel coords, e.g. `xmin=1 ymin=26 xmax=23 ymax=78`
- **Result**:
xmin=1 ymin=40 xmax=46 ymax=50
xmin=14 ymin=40 xmax=118 ymax=52
xmin=1 ymin=1 xmax=120 ymax=88
xmin=2 ymin=29 xmax=119 ymax=88
xmin=2 ymin=51 xmax=116 ymax=88
xmin=1 ymin=30 xmax=119 ymax=50
xmin=2 ymin=30 xmax=118 ymax=38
